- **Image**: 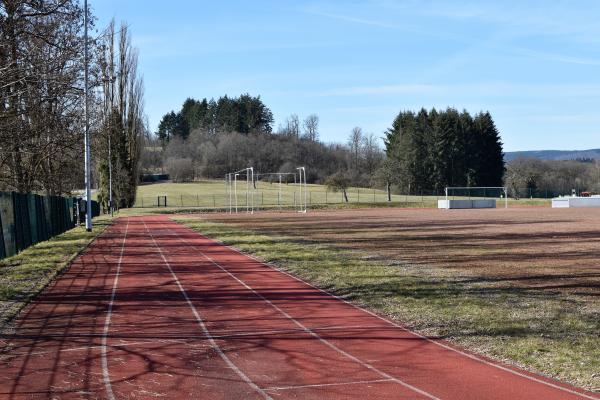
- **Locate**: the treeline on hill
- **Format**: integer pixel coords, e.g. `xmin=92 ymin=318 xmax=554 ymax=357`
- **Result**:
xmin=384 ymin=108 xmax=505 ymax=193
xmin=506 ymin=157 xmax=600 ymax=197
xmin=0 ymin=1 xmax=145 ymax=209
xmin=144 ymin=95 xmax=383 ymax=186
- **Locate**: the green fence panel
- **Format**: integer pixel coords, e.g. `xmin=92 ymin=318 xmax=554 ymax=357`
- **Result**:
xmin=43 ymin=196 xmax=53 ymax=239
xmin=0 ymin=192 xmax=16 ymax=258
xmin=13 ymin=192 xmax=33 ymax=252
xmin=27 ymin=194 xmax=38 ymax=245
xmin=0 ymin=192 xmax=100 ymax=261
xmin=0 ymin=208 xmax=4 ymax=260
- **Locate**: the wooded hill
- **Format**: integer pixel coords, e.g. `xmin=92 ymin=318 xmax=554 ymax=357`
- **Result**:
xmin=384 ymin=108 xmax=505 ymax=192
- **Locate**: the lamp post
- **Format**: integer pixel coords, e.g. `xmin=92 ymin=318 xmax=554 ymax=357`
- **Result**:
xmin=83 ymin=0 xmax=92 ymax=231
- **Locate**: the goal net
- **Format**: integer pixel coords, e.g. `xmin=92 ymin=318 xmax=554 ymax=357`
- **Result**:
xmin=225 ymin=167 xmax=308 ymax=213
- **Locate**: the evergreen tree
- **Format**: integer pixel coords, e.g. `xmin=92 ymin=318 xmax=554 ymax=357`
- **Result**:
xmin=384 ymin=108 xmax=505 ymax=192
xmin=474 ymin=112 xmax=505 ymax=186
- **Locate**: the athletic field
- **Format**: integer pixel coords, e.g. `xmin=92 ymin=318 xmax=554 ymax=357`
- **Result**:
xmin=0 ymin=213 xmax=598 ymax=399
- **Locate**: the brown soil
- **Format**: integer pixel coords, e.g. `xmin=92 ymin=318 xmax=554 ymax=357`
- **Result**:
xmin=201 ymin=207 xmax=600 ymax=301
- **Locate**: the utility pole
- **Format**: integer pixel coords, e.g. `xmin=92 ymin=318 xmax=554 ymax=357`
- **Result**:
xmin=83 ymin=0 xmax=92 ymax=231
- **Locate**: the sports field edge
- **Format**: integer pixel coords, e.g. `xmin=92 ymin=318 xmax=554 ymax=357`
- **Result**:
xmin=0 ymin=217 xmax=112 ymax=328
xmin=174 ymin=216 xmax=600 ymax=393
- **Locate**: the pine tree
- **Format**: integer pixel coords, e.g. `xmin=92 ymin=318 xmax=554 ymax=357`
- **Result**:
xmin=474 ymin=112 xmax=505 ymax=186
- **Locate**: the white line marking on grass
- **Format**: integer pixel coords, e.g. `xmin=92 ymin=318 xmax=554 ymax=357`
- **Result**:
xmin=102 ymin=218 xmax=130 ymax=400
xmin=142 ymin=220 xmax=272 ymax=400
xmin=264 ymin=378 xmax=394 ymax=391
xmin=165 ymin=223 xmax=441 ymax=400
xmin=206 ymin=230 xmax=600 ymax=400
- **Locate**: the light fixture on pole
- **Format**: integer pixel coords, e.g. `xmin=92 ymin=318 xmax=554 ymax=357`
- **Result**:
xmin=83 ymin=0 xmax=92 ymax=231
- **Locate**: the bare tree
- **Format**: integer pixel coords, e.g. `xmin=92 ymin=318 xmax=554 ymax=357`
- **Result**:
xmin=302 ymin=114 xmax=319 ymax=141
xmin=0 ymin=0 xmax=87 ymax=194
xmin=348 ymin=127 xmax=363 ymax=173
xmin=96 ymin=21 xmax=145 ymax=209
xmin=280 ymin=114 xmax=300 ymax=138
xmin=362 ymin=133 xmax=382 ymax=178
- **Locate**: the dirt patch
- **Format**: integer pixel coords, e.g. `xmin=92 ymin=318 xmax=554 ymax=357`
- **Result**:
xmin=198 ymin=207 xmax=600 ymax=302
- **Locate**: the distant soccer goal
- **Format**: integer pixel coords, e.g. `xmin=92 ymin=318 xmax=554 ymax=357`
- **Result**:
xmin=439 ymin=187 xmax=508 ymax=209
xmin=225 ymin=167 xmax=308 ymax=213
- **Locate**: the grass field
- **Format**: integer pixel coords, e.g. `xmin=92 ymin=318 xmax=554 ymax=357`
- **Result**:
xmin=177 ymin=207 xmax=600 ymax=392
xmin=0 ymin=217 xmax=111 ymax=326
xmin=134 ymin=180 xmax=551 ymax=209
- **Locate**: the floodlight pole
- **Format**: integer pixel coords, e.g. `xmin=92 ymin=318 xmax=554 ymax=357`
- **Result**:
xmin=83 ymin=0 xmax=92 ymax=231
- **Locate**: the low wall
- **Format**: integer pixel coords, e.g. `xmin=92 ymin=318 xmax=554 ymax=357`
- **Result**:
xmin=438 ymin=199 xmax=496 ymax=209
xmin=552 ymin=197 xmax=600 ymax=208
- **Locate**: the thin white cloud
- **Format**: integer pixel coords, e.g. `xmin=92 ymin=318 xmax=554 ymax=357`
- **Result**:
xmin=305 ymin=9 xmax=399 ymax=29
xmin=320 ymin=84 xmax=442 ymax=96
xmin=319 ymin=82 xmax=600 ymax=98
xmin=510 ymin=47 xmax=600 ymax=66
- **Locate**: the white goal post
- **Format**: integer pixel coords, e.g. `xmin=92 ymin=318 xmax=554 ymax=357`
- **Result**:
xmin=225 ymin=167 xmax=255 ymax=214
xmin=225 ymin=166 xmax=308 ymax=213
xmin=443 ymin=186 xmax=508 ymax=209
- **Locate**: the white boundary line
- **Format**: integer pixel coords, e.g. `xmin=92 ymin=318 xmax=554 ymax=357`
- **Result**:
xmin=161 ymin=222 xmax=440 ymax=400
xmin=198 ymin=227 xmax=600 ymax=400
xmin=264 ymin=378 xmax=393 ymax=391
xmin=101 ymin=218 xmax=130 ymax=400
xmin=142 ymin=220 xmax=272 ymax=400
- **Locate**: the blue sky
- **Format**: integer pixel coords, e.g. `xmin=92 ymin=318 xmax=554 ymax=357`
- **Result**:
xmin=92 ymin=0 xmax=600 ymax=151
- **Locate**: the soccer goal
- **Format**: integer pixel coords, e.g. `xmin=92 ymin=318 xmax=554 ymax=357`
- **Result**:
xmin=440 ymin=187 xmax=508 ymax=209
xmin=225 ymin=166 xmax=308 ymax=213
xmin=225 ymin=167 xmax=255 ymax=214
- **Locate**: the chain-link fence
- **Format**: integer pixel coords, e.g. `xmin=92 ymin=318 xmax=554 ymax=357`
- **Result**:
xmin=0 ymin=192 xmax=100 ymax=260
xmin=133 ymin=185 xmax=559 ymax=211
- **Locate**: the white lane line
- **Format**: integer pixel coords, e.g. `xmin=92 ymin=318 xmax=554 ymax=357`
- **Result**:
xmin=21 ymin=339 xmax=191 ymax=357
xmin=13 ymin=324 xmax=389 ymax=358
xmin=207 ymin=231 xmax=600 ymax=400
xmin=264 ymin=378 xmax=394 ymax=391
xmin=143 ymin=220 xmax=272 ymax=400
xmin=165 ymin=223 xmax=440 ymax=400
xmin=101 ymin=218 xmax=130 ymax=400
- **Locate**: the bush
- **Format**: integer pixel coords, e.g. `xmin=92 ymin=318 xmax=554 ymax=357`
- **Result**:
xmin=165 ymin=157 xmax=194 ymax=182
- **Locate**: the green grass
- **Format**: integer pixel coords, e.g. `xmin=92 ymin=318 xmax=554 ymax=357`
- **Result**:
xmin=176 ymin=217 xmax=600 ymax=392
xmin=0 ymin=217 xmax=111 ymax=326
xmin=135 ymin=180 xmax=551 ymax=208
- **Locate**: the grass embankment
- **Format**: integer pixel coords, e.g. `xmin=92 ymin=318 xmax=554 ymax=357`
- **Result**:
xmin=0 ymin=217 xmax=111 ymax=326
xmin=135 ymin=180 xmax=551 ymax=209
xmin=176 ymin=217 xmax=600 ymax=393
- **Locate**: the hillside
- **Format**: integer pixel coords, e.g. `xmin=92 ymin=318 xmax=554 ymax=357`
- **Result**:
xmin=505 ymin=148 xmax=600 ymax=161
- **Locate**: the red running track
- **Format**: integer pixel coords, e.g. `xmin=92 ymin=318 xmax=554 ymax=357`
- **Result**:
xmin=0 ymin=216 xmax=598 ymax=400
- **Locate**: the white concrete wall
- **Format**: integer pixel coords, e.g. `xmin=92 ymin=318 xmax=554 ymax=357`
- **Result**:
xmin=438 ymin=199 xmax=496 ymax=209
xmin=552 ymin=197 xmax=600 ymax=208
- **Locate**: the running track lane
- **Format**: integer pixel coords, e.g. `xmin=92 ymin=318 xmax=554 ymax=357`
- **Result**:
xmin=0 ymin=217 xmax=596 ymax=399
